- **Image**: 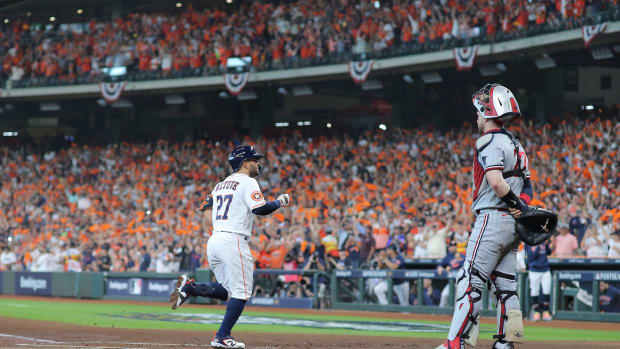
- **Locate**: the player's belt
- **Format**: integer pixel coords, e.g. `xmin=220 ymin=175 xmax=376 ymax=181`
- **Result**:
xmin=475 ymin=208 xmax=509 ymax=215
xmin=216 ymin=230 xmax=250 ymax=241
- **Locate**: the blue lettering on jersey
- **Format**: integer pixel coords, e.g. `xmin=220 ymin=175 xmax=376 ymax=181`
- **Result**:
xmin=215 ymin=194 xmax=233 ymax=220
xmin=215 ymin=181 xmax=240 ymax=192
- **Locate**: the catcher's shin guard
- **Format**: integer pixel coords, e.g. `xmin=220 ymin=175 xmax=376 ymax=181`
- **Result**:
xmin=447 ymin=268 xmax=482 ymax=341
xmin=492 ymin=272 xmax=523 ymax=343
xmin=463 ymin=314 xmax=480 ymax=346
xmin=505 ymin=309 xmax=524 ymax=342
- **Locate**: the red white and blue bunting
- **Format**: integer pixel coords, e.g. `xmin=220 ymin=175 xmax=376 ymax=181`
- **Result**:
xmin=224 ymin=72 xmax=250 ymax=96
xmin=100 ymin=82 xmax=126 ymax=103
xmin=348 ymin=60 xmax=374 ymax=84
xmin=453 ymin=46 xmax=478 ymax=71
xmin=582 ymin=23 xmax=607 ymax=48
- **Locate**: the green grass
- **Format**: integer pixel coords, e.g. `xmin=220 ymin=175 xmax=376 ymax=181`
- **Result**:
xmin=1 ymin=297 xmax=619 ymax=342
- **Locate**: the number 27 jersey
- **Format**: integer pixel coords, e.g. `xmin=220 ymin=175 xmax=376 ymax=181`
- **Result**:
xmin=211 ymin=173 xmax=266 ymax=237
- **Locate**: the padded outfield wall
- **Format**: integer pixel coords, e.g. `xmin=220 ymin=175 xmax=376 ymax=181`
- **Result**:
xmin=1 ymin=267 xmax=618 ymax=323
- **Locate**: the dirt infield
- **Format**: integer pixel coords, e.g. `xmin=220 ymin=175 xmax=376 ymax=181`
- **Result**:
xmin=1 ymin=296 xmax=619 ymax=349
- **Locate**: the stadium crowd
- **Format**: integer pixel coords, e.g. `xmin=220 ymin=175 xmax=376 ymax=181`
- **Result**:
xmin=0 ymin=115 xmax=618 ymax=279
xmin=1 ymin=0 xmax=616 ymax=85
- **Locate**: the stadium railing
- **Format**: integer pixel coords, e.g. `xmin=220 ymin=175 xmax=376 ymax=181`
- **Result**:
xmin=1 ymin=267 xmax=618 ymax=322
xmin=5 ymin=5 xmax=619 ymax=89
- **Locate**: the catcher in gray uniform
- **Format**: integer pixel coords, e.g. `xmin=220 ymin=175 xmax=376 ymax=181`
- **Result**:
xmin=437 ymin=83 xmax=534 ymax=349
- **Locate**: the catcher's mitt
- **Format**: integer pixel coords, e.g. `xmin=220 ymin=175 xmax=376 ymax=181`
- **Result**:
xmin=515 ymin=206 xmax=558 ymax=245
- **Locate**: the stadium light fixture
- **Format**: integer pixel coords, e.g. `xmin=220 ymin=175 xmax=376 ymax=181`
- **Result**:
xmin=402 ymin=74 xmax=414 ymax=84
xmin=101 ymin=66 xmax=127 ymax=77
xmin=379 ymin=124 xmax=387 ymax=131
xmin=590 ymin=46 xmax=613 ymax=60
xmin=77 ymin=9 xmax=84 ymax=14
xmin=274 ymin=122 xmax=289 ymax=127
xmin=585 ymin=105 xmax=594 ymax=110
xmin=3 ymin=19 xmax=8 ymax=24
xmin=176 ymin=2 xmax=182 ymax=8
xmin=226 ymin=0 xmax=233 ymax=3
xmin=534 ymin=55 xmax=555 ymax=70
xmin=326 ymin=122 xmax=332 ymax=128
xmin=164 ymin=95 xmax=186 ymax=105
xmin=374 ymin=1 xmax=381 ymax=9
xmin=291 ymin=85 xmax=313 ymax=96
xmin=40 ymin=102 xmax=60 ymax=112
xmin=237 ymin=90 xmax=258 ymax=101
xmin=26 ymin=12 xmax=31 ymax=17
xmin=361 ymin=79 xmax=383 ymax=91
xmin=49 ymin=16 xmax=56 ymax=22
xmin=111 ymin=99 xmax=133 ymax=109
xmin=479 ymin=64 xmax=501 ymax=77
xmin=420 ymin=72 xmax=442 ymax=84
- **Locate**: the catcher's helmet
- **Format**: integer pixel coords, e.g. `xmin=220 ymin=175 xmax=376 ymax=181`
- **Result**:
xmin=228 ymin=145 xmax=264 ymax=172
xmin=472 ymin=83 xmax=521 ymax=123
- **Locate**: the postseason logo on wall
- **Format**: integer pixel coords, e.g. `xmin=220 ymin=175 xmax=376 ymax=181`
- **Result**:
xmin=107 ymin=278 xmax=143 ymax=296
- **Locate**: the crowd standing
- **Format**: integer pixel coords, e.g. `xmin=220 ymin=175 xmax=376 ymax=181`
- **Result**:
xmin=1 ymin=0 xmax=616 ymax=84
xmin=0 ymin=114 xmax=617 ymax=276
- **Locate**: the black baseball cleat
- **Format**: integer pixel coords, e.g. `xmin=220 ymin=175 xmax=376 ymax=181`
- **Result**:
xmin=170 ymin=275 xmax=194 ymax=310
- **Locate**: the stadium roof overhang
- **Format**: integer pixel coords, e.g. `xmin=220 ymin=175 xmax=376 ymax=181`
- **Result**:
xmin=0 ymin=0 xmax=228 ymax=24
xmin=2 ymin=20 xmax=620 ymax=101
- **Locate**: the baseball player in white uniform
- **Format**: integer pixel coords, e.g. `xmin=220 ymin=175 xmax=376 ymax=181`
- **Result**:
xmin=437 ymin=84 xmax=533 ymax=349
xmin=170 ymin=145 xmax=290 ymax=349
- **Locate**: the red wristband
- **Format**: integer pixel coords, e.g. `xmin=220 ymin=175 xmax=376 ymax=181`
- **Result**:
xmin=519 ymin=193 xmax=531 ymax=205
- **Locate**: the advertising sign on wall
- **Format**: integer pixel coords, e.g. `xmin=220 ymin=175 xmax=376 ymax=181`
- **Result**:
xmin=15 ymin=272 xmax=52 ymax=296
xmin=144 ymin=279 xmax=177 ymax=298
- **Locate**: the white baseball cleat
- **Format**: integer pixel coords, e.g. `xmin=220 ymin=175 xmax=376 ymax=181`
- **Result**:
xmin=211 ymin=336 xmax=245 ymax=348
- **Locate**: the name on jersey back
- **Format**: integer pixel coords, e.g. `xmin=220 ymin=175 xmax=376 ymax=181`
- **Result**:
xmin=214 ymin=180 xmax=240 ymax=192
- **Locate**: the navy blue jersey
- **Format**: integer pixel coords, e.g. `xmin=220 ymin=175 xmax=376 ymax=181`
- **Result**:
xmin=392 ymin=254 xmax=407 ymax=285
xmin=525 ymin=243 xmax=551 ymax=272
xmin=440 ymin=252 xmax=465 ymax=271
xmin=600 ymin=284 xmax=620 ymax=313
